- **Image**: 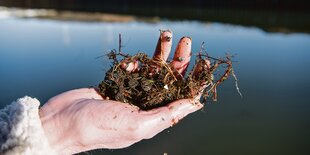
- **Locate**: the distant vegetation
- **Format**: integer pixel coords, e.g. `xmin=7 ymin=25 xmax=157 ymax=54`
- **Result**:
xmin=1 ymin=0 xmax=309 ymax=33
xmin=1 ymin=0 xmax=309 ymax=11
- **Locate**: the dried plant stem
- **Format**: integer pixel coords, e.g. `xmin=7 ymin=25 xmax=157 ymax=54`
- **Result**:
xmin=98 ymin=38 xmax=241 ymax=110
xmin=231 ymin=69 xmax=243 ymax=98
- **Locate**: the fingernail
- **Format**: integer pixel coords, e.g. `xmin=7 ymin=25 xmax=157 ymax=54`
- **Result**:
xmin=153 ymin=30 xmax=173 ymax=61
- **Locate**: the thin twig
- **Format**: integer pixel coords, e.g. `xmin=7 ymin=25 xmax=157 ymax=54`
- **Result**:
xmin=231 ymin=69 xmax=243 ymax=98
xmin=198 ymin=42 xmax=205 ymax=59
xmin=119 ymin=33 xmax=122 ymax=54
xmin=118 ymin=34 xmax=130 ymax=57
xmin=200 ymin=54 xmax=228 ymax=63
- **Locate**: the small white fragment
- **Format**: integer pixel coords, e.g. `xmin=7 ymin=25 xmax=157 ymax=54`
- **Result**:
xmin=178 ymin=57 xmax=185 ymax=61
xmin=164 ymin=85 xmax=169 ymax=90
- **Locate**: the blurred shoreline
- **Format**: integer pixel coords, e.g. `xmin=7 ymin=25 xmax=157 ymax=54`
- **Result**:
xmin=1 ymin=6 xmax=309 ymax=34
xmin=1 ymin=0 xmax=309 ymax=11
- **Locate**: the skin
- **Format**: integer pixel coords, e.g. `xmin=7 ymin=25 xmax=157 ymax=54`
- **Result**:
xmin=153 ymin=30 xmax=173 ymax=61
xmin=40 ymin=31 xmax=205 ymax=155
xmin=120 ymin=30 xmax=173 ymax=73
xmin=170 ymin=37 xmax=192 ymax=76
xmin=120 ymin=59 xmax=139 ymax=72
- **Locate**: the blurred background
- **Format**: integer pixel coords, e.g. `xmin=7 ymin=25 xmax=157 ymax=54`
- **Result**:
xmin=0 ymin=0 xmax=309 ymax=155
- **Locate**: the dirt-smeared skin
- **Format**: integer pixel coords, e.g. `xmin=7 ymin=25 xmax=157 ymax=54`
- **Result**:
xmin=99 ymin=31 xmax=235 ymax=110
xmin=120 ymin=59 xmax=139 ymax=72
xmin=121 ymin=30 xmax=173 ymax=73
xmin=153 ymin=30 xmax=173 ymax=61
xmin=40 ymin=88 xmax=203 ymax=154
xmin=170 ymin=37 xmax=192 ymax=76
xmin=39 ymin=30 xmax=238 ymax=155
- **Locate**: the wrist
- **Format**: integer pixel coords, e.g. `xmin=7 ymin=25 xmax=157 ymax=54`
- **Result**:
xmin=40 ymin=109 xmax=68 ymax=154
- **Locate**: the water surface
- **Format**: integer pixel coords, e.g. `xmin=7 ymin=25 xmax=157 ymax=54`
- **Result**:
xmin=0 ymin=16 xmax=310 ymax=155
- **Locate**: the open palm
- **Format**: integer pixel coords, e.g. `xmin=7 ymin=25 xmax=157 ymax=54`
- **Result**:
xmin=39 ymin=31 xmax=206 ymax=154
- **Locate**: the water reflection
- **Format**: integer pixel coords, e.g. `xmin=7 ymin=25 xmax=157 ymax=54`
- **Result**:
xmin=0 ymin=13 xmax=310 ymax=155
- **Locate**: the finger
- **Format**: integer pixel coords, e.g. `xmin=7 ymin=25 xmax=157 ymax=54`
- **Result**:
xmin=121 ymin=30 xmax=172 ymax=73
xmin=167 ymin=99 xmax=203 ymax=120
xmin=133 ymin=99 xmax=203 ymax=140
xmin=153 ymin=30 xmax=173 ymax=61
xmin=192 ymin=59 xmax=211 ymax=100
xmin=193 ymin=59 xmax=211 ymax=76
xmin=120 ymin=59 xmax=139 ymax=72
xmin=170 ymin=37 xmax=192 ymax=76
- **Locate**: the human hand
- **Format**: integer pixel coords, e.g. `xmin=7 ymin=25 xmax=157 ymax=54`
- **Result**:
xmin=40 ymin=31 xmax=207 ymax=155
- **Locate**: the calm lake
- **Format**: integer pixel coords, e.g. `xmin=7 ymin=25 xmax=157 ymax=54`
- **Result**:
xmin=0 ymin=9 xmax=310 ymax=155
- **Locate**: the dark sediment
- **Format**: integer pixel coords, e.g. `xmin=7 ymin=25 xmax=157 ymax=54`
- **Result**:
xmin=98 ymin=49 xmax=237 ymax=110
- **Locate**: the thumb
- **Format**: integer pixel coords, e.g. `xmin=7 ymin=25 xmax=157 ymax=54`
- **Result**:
xmin=168 ymin=99 xmax=203 ymax=123
xmin=135 ymin=99 xmax=203 ymax=140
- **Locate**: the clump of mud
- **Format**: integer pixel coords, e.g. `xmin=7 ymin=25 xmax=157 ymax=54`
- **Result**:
xmin=98 ymin=47 xmax=241 ymax=110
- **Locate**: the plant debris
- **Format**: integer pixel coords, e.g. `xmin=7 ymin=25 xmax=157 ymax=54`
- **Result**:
xmin=98 ymin=37 xmax=240 ymax=110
